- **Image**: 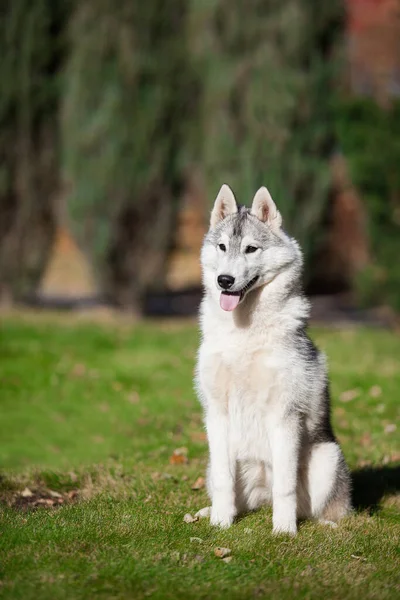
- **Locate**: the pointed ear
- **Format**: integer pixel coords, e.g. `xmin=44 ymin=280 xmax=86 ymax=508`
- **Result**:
xmin=210 ymin=184 xmax=238 ymax=229
xmin=251 ymin=187 xmax=282 ymax=231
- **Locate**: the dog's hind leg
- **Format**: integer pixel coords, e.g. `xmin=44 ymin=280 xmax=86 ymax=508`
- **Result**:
xmin=235 ymin=460 xmax=271 ymax=514
xmin=304 ymin=442 xmax=351 ymax=523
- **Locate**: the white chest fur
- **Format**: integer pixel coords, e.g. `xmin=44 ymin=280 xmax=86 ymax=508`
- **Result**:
xmin=198 ymin=337 xmax=288 ymax=462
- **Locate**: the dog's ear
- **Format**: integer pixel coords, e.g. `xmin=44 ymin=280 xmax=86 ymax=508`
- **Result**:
xmin=251 ymin=187 xmax=282 ymax=231
xmin=210 ymin=184 xmax=238 ymax=229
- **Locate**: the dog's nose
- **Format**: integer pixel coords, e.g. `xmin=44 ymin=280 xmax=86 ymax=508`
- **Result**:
xmin=217 ymin=274 xmax=235 ymax=290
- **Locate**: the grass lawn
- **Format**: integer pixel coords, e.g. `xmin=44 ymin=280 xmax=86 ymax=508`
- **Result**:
xmin=0 ymin=315 xmax=399 ymax=599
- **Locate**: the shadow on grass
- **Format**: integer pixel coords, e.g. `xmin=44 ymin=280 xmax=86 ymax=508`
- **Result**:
xmin=352 ymin=465 xmax=400 ymax=514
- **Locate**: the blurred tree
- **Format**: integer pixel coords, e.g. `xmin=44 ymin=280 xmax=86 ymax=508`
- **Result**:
xmin=63 ymin=0 xmax=199 ymax=312
xmin=190 ymin=0 xmax=344 ymax=276
xmin=336 ymin=98 xmax=400 ymax=310
xmin=0 ymin=0 xmax=69 ymax=304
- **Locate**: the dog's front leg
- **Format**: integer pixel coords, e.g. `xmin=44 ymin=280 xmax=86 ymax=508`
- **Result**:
xmin=206 ymin=405 xmax=236 ymax=528
xmin=270 ymin=417 xmax=299 ymax=535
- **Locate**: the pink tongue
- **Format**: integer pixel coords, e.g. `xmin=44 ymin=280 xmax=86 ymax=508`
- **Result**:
xmin=220 ymin=292 xmax=241 ymax=311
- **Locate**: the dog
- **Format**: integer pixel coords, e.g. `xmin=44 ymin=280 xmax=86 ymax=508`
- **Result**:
xmin=194 ymin=184 xmax=351 ymax=534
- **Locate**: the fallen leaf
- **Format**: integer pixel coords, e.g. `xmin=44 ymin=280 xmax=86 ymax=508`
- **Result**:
xmin=169 ymin=447 xmax=189 ymax=465
xmin=351 ymin=554 xmax=367 ymax=562
xmin=21 ymin=488 xmax=33 ymax=498
xmin=36 ymin=498 xmax=56 ymax=506
xmin=214 ymin=547 xmax=231 ymax=558
xmin=384 ymin=423 xmax=396 ymax=434
xmin=195 ymin=507 xmax=211 ymax=519
xmin=222 ymin=556 xmax=233 ymax=564
xmin=48 ymin=490 xmax=62 ymax=499
xmin=369 ymin=385 xmax=382 ymax=398
xmin=191 ymin=477 xmax=205 ymax=491
xmin=340 ymin=389 xmax=361 ymax=403
xmin=184 ymin=513 xmax=198 ymax=523
xmin=190 ymin=537 xmax=203 ymax=543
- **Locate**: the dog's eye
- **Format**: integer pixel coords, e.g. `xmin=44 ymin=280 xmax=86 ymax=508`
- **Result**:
xmin=218 ymin=243 xmax=226 ymax=252
xmin=245 ymin=246 xmax=258 ymax=254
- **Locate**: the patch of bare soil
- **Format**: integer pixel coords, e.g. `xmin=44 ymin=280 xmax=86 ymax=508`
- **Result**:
xmin=2 ymin=486 xmax=79 ymax=512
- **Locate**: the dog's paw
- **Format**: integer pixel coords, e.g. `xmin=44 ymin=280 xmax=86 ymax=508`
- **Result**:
xmin=210 ymin=500 xmax=236 ymax=529
xmin=210 ymin=509 xmax=235 ymax=529
xmin=272 ymin=517 xmax=297 ymax=536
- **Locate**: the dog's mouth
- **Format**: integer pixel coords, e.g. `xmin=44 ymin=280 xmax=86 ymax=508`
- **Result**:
xmin=220 ymin=276 xmax=259 ymax=312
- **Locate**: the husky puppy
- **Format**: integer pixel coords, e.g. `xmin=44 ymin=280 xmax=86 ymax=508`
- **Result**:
xmin=195 ymin=184 xmax=351 ymax=534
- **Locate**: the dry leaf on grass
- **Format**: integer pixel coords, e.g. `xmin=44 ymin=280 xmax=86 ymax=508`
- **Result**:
xmin=369 ymin=385 xmax=382 ymax=398
xmin=214 ymin=547 xmax=231 ymax=558
xmin=191 ymin=477 xmax=205 ymax=491
xmin=48 ymin=490 xmax=62 ymax=498
xmin=169 ymin=447 xmax=188 ymax=465
xmin=190 ymin=537 xmax=203 ymax=543
xmin=195 ymin=507 xmax=211 ymax=519
xmin=384 ymin=423 xmax=396 ymax=434
xmin=340 ymin=389 xmax=361 ymax=402
xmin=183 ymin=513 xmax=198 ymax=523
xmin=222 ymin=556 xmax=233 ymax=564
xmin=13 ymin=487 xmax=78 ymax=510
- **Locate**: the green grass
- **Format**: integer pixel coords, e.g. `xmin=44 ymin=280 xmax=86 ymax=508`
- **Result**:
xmin=0 ymin=315 xmax=399 ymax=599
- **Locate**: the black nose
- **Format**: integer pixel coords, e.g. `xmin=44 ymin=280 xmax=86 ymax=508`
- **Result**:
xmin=218 ymin=274 xmax=235 ymax=290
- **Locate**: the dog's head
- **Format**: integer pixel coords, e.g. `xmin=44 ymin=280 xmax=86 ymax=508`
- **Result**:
xmin=201 ymin=184 xmax=302 ymax=311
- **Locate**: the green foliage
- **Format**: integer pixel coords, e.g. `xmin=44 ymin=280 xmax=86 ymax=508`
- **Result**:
xmin=0 ymin=0 xmax=69 ymax=302
xmin=63 ymin=0 xmax=198 ymax=308
xmin=191 ymin=0 xmax=344 ymax=272
xmin=1 ymin=319 xmax=400 ymax=598
xmin=336 ymin=99 xmax=400 ymax=310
